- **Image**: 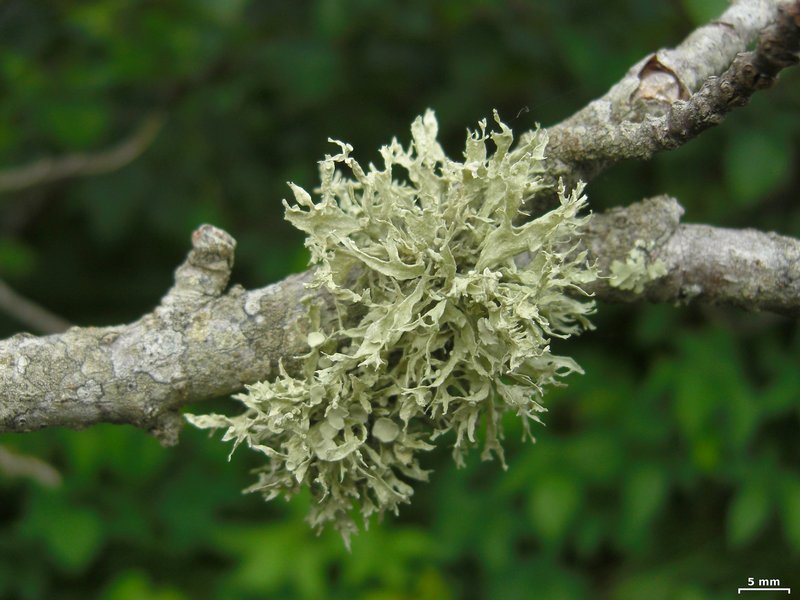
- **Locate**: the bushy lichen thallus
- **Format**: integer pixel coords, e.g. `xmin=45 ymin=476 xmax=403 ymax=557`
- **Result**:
xmin=187 ymin=110 xmax=661 ymax=545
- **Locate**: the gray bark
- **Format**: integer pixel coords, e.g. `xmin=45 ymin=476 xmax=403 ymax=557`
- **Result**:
xmin=582 ymin=197 xmax=800 ymax=316
xmin=0 ymin=226 xmax=315 ymax=444
xmin=541 ymin=0 xmax=799 ymax=188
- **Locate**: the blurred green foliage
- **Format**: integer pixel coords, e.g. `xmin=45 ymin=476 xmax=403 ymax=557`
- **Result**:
xmin=0 ymin=1 xmax=798 ymax=598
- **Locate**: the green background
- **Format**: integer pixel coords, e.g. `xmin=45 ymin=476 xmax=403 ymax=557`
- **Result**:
xmin=1 ymin=1 xmax=799 ymax=598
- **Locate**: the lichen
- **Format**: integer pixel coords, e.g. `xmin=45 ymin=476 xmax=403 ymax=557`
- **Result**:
xmin=187 ymin=110 xmax=597 ymax=544
xmin=609 ymin=239 xmax=668 ymax=293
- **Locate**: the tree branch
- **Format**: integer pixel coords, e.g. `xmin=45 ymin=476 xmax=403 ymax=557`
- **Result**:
xmin=0 ymin=225 xmax=316 ymax=445
xmin=1 ymin=207 xmax=798 ymax=440
xmin=540 ymin=0 xmax=800 ymax=186
xmin=0 ymin=113 xmax=165 ymax=194
xmin=0 ymin=445 xmax=61 ymax=488
xmin=581 ymin=196 xmax=800 ymax=317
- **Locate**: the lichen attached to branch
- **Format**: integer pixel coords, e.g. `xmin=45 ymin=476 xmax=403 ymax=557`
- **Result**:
xmin=187 ymin=111 xmax=597 ymax=543
xmin=609 ymin=239 xmax=668 ymax=294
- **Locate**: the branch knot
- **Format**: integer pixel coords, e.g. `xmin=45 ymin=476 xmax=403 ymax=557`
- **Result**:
xmin=161 ymin=224 xmax=237 ymax=310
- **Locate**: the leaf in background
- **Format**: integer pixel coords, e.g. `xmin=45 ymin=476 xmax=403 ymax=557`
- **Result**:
xmin=214 ymin=523 xmax=308 ymax=594
xmin=101 ymin=571 xmax=187 ymax=600
xmin=674 ymin=585 xmax=712 ymax=600
xmin=258 ymin=39 xmax=342 ymax=107
xmin=313 ymin=0 xmax=350 ymax=38
xmin=415 ymin=567 xmax=454 ymax=600
xmin=565 ymin=432 xmax=623 ymax=484
xmin=488 ymin=558 xmax=588 ymax=600
xmin=156 ymin=467 xmax=241 ymax=552
xmin=348 ymin=528 xmax=439 ymax=590
xmin=725 ymin=386 xmax=759 ymax=452
xmin=778 ymin=476 xmax=800 ymax=552
xmin=680 ymin=0 xmax=727 ymax=26
xmin=573 ymin=513 xmax=605 ymax=558
xmin=634 ymin=304 xmax=679 ymax=346
xmin=727 ymin=481 xmax=772 ymax=547
xmin=19 ymin=493 xmax=104 ymax=573
xmin=674 ymin=367 xmax=716 ymax=441
xmin=619 ymin=465 xmax=667 ymax=550
xmin=724 ymin=129 xmax=792 ymax=207
xmin=528 ymin=472 xmax=581 ymax=545
xmin=78 ymin=165 xmax=148 ymax=243
xmin=197 ymin=0 xmax=247 ymax=23
xmin=214 ymin=522 xmax=347 ymax=598
xmin=41 ymin=101 xmax=110 ymax=149
xmin=0 ymin=238 xmax=36 ymax=277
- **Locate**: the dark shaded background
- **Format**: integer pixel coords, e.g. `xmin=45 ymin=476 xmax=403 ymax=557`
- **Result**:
xmin=1 ymin=1 xmax=799 ymax=598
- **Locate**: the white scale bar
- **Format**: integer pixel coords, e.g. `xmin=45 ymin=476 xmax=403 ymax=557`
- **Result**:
xmin=738 ymin=588 xmax=791 ymax=594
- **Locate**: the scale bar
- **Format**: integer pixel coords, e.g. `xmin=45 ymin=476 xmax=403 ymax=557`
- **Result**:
xmin=738 ymin=588 xmax=791 ymax=594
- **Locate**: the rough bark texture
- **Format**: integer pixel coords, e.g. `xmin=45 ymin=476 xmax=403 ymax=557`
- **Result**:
xmin=1 ymin=0 xmax=799 ymax=440
xmin=541 ymin=0 xmax=799 ymax=188
xmin=0 ymin=226 xmax=317 ymax=444
xmin=582 ymin=197 xmax=800 ymax=316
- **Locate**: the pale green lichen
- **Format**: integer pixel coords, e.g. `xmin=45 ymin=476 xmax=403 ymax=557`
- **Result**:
xmin=187 ymin=110 xmax=597 ymax=544
xmin=609 ymin=239 xmax=668 ymax=293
